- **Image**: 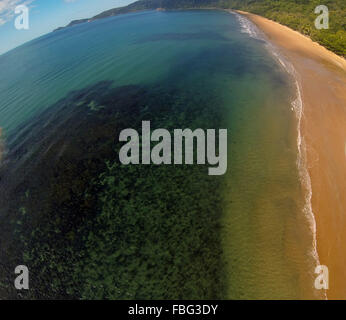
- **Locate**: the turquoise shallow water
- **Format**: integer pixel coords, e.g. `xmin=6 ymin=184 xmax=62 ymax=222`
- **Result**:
xmin=0 ymin=10 xmax=233 ymax=137
xmin=0 ymin=10 xmax=283 ymax=139
xmin=0 ymin=10 xmax=318 ymax=299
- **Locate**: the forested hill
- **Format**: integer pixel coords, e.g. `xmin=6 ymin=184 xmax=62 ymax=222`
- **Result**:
xmin=55 ymin=0 xmax=345 ymax=57
xmin=227 ymin=0 xmax=345 ymax=57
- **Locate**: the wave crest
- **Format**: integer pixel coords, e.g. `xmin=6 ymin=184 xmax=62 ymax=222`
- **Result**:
xmin=232 ymin=11 xmax=326 ymax=298
xmin=230 ymin=11 xmax=262 ymax=39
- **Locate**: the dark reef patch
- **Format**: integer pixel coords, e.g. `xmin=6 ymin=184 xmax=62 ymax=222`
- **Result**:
xmin=0 ymin=79 xmax=227 ymax=299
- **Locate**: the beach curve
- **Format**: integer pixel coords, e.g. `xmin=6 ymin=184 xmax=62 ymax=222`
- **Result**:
xmin=236 ymin=10 xmax=346 ymax=300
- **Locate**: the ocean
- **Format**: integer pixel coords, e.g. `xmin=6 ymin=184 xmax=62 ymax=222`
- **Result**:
xmin=0 ymin=10 xmax=320 ymax=299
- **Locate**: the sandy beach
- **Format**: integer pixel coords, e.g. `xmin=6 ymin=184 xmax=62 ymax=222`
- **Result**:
xmin=237 ymin=11 xmax=346 ymax=299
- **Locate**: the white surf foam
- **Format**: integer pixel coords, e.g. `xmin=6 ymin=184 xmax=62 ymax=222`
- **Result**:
xmin=230 ymin=11 xmax=326 ymax=298
xmin=228 ymin=10 xmax=262 ymax=40
xmin=268 ymin=46 xmax=327 ymax=299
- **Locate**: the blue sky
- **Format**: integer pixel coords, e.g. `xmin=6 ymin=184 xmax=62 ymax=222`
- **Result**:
xmin=0 ymin=0 xmax=135 ymax=55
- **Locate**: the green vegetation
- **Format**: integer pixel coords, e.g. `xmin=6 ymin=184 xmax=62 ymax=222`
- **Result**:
xmin=56 ymin=0 xmax=345 ymax=57
xmin=223 ymin=0 xmax=346 ymax=57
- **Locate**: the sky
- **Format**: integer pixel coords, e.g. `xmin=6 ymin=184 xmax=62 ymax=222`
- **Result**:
xmin=0 ymin=0 xmax=136 ymax=55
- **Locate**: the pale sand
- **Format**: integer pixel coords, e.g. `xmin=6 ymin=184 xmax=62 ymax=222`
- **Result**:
xmin=238 ymin=11 xmax=346 ymax=300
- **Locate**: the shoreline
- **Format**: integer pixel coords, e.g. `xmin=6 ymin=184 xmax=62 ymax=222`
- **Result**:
xmin=237 ymin=10 xmax=346 ymax=300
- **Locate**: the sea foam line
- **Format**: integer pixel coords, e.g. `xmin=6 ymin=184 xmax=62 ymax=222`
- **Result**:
xmin=268 ymin=47 xmax=322 ymax=283
xmin=229 ymin=10 xmax=262 ymax=40
xmin=230 ymin=11 xmax=325 ymax=297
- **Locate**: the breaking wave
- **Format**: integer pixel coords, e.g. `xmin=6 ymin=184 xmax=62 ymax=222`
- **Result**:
xmin=229 ymin=11 xmax=263 ymax=40
xmin=231 ymin=10 xmax=325 ymax=298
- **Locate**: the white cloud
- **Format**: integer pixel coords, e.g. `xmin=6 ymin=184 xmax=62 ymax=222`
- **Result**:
xmin=0 ymin=0 xmax=35 ymax=27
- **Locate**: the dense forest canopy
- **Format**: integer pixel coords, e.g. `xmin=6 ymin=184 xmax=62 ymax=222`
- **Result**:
xmin=59 ymin=0 xmax=345 ymax=57
xmin=223 ymin=0 xmax=346 ymax=57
